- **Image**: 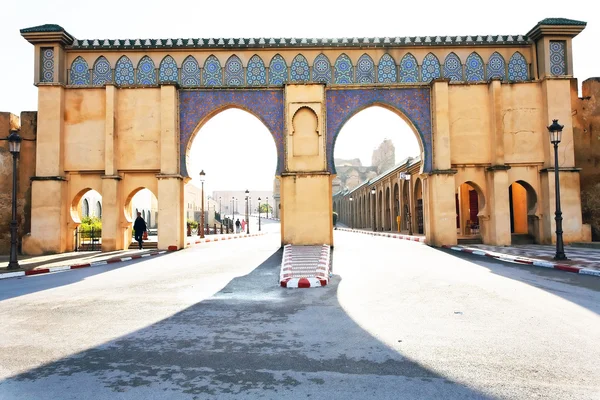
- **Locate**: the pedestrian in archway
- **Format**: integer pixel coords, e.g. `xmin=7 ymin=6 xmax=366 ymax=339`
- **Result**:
xmin=134 ymin=211 xmax=147 ymax=250
xmin=235 ymin=218 xmax=241 ymax=233
xmin=241 ymin=219 xmax=246 ymax=232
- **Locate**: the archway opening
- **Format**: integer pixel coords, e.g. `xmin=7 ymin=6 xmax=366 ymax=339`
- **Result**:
xmin=456 ymin=181 xmax=485 ymax=238
xmin=414 ymin=178 xmax=425 ymax=235
xmin=509 ymin=180 xmax=538 ymax=244
xmin=71 ymin=189 xmax=103 ymax=251
xmin=332 ymin=105 xmax=421 ymax=232
xmin=187 ymin=108 xmax=278 ymax=237
xmin=125 ymin=188 xmax=158 ymax=249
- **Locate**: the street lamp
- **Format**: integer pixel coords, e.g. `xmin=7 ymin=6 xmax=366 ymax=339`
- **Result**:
xmin=258 ymin=197 xmax=262 ymax=231
xmin=219 ymin=196 xmax=222 ymax=223
xmin=548 ymin=119 xmax=568 ymax=260
xmin=245 ymin=189 xmax=250 ymax=234
xmin=266 ymin=197 xmax=269 ymax=219
xmin=349 ymin=196 xmax=354 ymax=229
xmin=400 ymin=172 xmax=413 ymax=236
xmin=370 ymin=187 xmax=376 ymax=232
xmin=5 ymin=129 xmax=22 ymax=270
xmin=199 ymin=170 xmax=205 ymax=238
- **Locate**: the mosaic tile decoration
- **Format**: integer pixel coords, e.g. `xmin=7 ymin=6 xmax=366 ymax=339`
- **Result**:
xmin=508 ymin=52 xmax=528 ymax=82
xmin=269 ymin=54 xmax=288 ymax=86
xmin=487 ymin=52 xmax=506 ymax=80
xmin=421 ymin=53 xmax=441 ymax=82
xmin=246 ymin=55 xmax=266 ymax=86
xmin=137 ymin=56 xmax=157 ymax=85
xmin=326 ymin=88 xmax=432 ymax=173
xmin=159 ymin=55 xmax=179 ymax=83
xmin=40 ymin=47 xmax=54 ymax=83
xmin=202 ymin=55 xmax=222 ymax=86
xmin=290 ymin=54 xmax=310 ymax=82
xmin=549 ymin=41 xmax=567 ymax=76
xmin=70 ymin=56 xmax=90 ymax=85
xmin=443 ymin=53 xmax=462 ymax=81
xmin=465 ymin=52 xmax=484 ymax=82
xmin=356 ymin=54 xmax=375 ymax=84
xmin=400 ymin=53 xmax=419 ymax=83
xmin=225 ymin=55 xmax=244 ymax=86
xmin=182 ymin=56 xmax=201 ymax=87
xmin=92 ymin=56 xmax=112 ymax=85
xmin=179 ymin=90 xmax=285 ymax=177
xmin=312 ymin=53 xmax=332 ymax=84
xmin=334 ymin=54 xmax=354 ymax=84
xmin=378 ymin=53 xmax=397 ymax=83
xmin=115 ymin=56 xmax=135 ymax=85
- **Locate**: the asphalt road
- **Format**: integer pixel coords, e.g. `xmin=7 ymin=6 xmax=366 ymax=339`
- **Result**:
xmin=0 ymin=228 xmax=598 ymax=399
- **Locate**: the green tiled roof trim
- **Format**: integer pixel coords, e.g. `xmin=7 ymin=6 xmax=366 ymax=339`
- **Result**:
xmin=538 ymin=18 xmax=586 ymax=26
xmin=20 ymin=24 xmax=66 ymax=33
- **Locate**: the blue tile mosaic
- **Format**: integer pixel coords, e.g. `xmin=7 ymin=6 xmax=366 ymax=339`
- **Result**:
xmin=115 ymin=56 xmax=135 ymax=86
xmin=182 ymin=56 xmax=201 ymax=87
xmin=159 ymin=55 xmax=178 ymax=83
xmin=508 ymin=52 xmax=528 ymax=82
xmin=225 ymin=55 xmax=244 ymax=86
xmin=269 ymin=54 xmax=288 ymax=86
xmin=326 ymin=88 xmax=432 ymax=173
xmin=70 ymin=56 xmax=90 ymax=85
xmin=202 ymin=56 xmax=222 ymax=86
xmin=487 ymin=52 xmax=506 ymax=80
xmin=246 ymin=55 xmax=266 ymax=86
xmin=465 ymin=52 xmax=484 ymax=82
xmin=40 ymin=47 xmax=54 ymax=83
xmin=313 ymin=53 xmax=332 ymax=84
xmin=179 ymin=90 xmax=285 ymax=176
xmin=334 ymin=54 xmax=354 ymax=84
xmin=92 ymin=56 xmax=112 ymax=85
xmin=421 ymin=53 xmax=441 ymax=82
xmin=290 ymin=54 xmax=310 ymax=82
xmin=549 ymin=41 xmax=566 ymax=76
xmin=399 ymin=53 xmax=419 ymax=83
xmin=137 ymin=56 xmax=156 ymax=85
xmin=356 ymin=54 xmax=375 ymax=84
xmin=377 ymin=54 xmax=397 ymax=83
xmin=443 ymin=53 xmax=462 ymax=82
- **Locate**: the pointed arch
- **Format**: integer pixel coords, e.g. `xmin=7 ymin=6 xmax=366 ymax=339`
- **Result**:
xmin=487 ymin=52 xmax=506 ymax=80
xmin=158 ymin=55 xmax=178 ymax=83
xmin=181 ymin=56 xmax=201 ymax=86
xmin=421 ymin=53 xmax=441 ymax=82
xmin=290 ymin=54 xmax=310 ymax=82
xmin=377 ymin=53 xmax=397 ymax=83
xmin=246 ymin=54 xmax=266 ymax=86
xmin=443 ymin=52 xmax=462 ymax=82
xmin=508 ymin=52 xmax=529 ymax=82
xmin=465 ymin=52 xmax=484 ymax=82
xmin=355 ymin=53 xmax=375 ymax=84
xmin=224 ymin=55 xmax=244 ymax=86
xmin=312 ymin=53 xmax=332 ymax=84
xmin=334 ymin=54 xmax=354 ymax=84
xmin=136 ymin=56 xmax=156 ymax=85
xmin=399 ymin=53 xmax=419 ymax=83
xmin=114 ymin=56 xmax=135 ymax=86
xmin=92 ymin=56 xmax=112 ymax=85
xmin=269 ymin=54 xmax=288 ymax=85
xmin=70 ymin=56 xmax=90 ymax=85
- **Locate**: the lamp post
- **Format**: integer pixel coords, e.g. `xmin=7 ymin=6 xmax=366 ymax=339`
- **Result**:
xmin=400 ymin=172 xmax=413 ymax=236
xmin=219 ymin=196 xmax=222 ymax=223
xmin=349 ymin=196 xmax=354 ymax=229
xmin=199 ymin=170 xmax=205 ymax=238
xmin=548 ymin=119 xmax=568 ymax=261
xmin=245 ymin=189 xmax=250 ymax=234
xmin=266 ymin=196 xmax=269 ymax=219
xmin=258 ymin=197 xmax=262 ymax=231
xmin=5 ymin=130 xmax=22 ymax=270
xmin=370 ymin=187 xmax=376 ymax=232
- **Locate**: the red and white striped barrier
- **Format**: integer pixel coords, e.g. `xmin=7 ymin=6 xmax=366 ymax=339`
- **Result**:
xmin=0 ymin=251 xmax=167 ymax=281
xmin=336 ymin=228 xmax=426 ymax=243
xmin=280 ymin=244 xmax=331 ymax=288
xmin=186 ymin=231 xmax=267 ymax=246
xmin=442 ymin=245 xmax=600 ymax=278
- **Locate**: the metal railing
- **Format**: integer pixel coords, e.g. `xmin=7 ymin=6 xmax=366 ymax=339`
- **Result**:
xmin=74 ymin=227 xmax=102 ymax=251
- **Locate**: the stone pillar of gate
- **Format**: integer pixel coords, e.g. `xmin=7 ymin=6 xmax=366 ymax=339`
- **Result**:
xmin=280 ymin=84 xmax=333 ymax=246
xmin=23 ymin=85 xmax=69 ymax=255
xmin=425 ymin=80 xmax=457 ymax=246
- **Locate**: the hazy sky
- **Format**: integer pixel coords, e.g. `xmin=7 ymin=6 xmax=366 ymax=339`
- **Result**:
xmin=3 ymin=0 xmax=598 ymax=193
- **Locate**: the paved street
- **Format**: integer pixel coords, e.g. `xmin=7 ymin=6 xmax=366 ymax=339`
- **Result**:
xmin=1 ymin=226 xmax=599 ymax=399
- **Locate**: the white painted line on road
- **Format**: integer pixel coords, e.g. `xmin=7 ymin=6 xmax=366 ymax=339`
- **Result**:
xmin=0 ymin=271 xmax=25 ymax=279
xmin=579 ymin=268 xmax=600 ymax=277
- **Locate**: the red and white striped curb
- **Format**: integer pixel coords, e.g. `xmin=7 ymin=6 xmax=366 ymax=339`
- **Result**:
xmin=0 ymin=251 xmax=167 ymax=281
xmin=186 ymin=232 xmax=267 ymax=246
xmin=337 ymin=228 xmax=426 ymax=243
xmin=442 ymin=245 xmax=600 ymax=277
xmin=280 ymin=244 xmax=331 ymax=288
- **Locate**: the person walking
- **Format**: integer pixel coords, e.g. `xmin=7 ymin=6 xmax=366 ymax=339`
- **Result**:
xmin=133 ymin=211 xmax=147 ymax=250
xmin=235 ymin=218 xmax=241 ymax=233
xmin=241 ymin=219 xmax=246 ymax=232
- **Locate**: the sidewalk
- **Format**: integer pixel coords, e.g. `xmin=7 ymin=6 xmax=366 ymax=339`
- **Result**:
xmin=336 ymin=227 xmax=426 ymax=243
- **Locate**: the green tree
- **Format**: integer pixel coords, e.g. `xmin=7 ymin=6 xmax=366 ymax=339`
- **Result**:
xmin=259 ymin=203 xmax=272 ymax=214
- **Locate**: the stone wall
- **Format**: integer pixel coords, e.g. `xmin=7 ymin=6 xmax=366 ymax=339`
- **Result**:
xmin=573 ymin=78 xmax=600 ymax=240
xmin=0 ymin=112 xmax=37 ymax=254
xmin=371 ymin=139 xmax=395 ymax=174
